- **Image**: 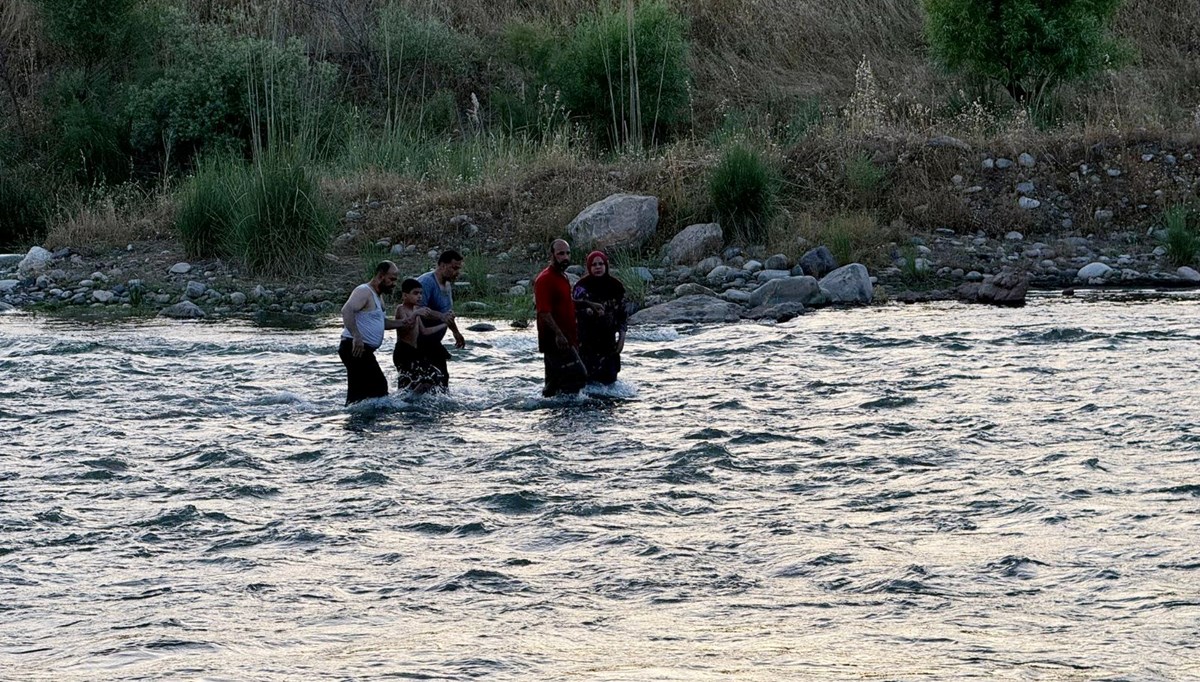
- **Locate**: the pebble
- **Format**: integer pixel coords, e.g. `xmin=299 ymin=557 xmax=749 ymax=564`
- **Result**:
xmin=995 ymin=158 xmax=1013 ymax=170
xmin=1018 ymin=197 xmax=1041 ymax=210
xmin=169 ymin=262 xmax=192 ymax=275
xmin=1018 ymin=153 xmax=1036 ymax=168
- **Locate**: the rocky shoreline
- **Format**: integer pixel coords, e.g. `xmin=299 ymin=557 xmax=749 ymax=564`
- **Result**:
xmin=3 ymin=139 xmax=1200 ymax=323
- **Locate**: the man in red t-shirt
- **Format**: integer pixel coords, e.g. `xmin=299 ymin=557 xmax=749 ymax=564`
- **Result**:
xmin=534 ymin=239 xmax=588 ymax=396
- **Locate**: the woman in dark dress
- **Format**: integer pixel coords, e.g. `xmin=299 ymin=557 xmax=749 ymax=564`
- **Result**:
xmin=572 ymin=251 xmax=628 ymax=385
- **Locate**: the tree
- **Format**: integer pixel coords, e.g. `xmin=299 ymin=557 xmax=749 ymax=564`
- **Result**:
xmin=924 ymin=0 xmax=1128 ymax=107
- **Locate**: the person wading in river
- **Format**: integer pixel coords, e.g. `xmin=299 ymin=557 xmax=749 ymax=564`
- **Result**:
xmin=417 ymin=249 xmax=467 ymax=390
xmin=393 ymin=278 xmax=447 ymax=394
xmin=534 ymin=239 xmax=588 ymax=397
xmin=338 ymin=261 xmax=411 ymax=405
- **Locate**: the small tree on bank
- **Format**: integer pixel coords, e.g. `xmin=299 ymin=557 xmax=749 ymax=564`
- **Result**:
xmin=924 ymin=0 xmax=1128 ymax=109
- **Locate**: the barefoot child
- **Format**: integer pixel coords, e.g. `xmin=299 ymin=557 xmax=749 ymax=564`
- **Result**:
xmin=393 ymin=278 xmax=448 ymax=393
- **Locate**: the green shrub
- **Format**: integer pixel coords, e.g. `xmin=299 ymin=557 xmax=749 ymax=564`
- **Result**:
xmin=710 ymin=144 xmax=778 ymax=244
xmin=514 ymin=0 xmax=689 ymax=149
xmin=37 ymin=0 xmax=157 ymax=68
xmin=373 ymin=3 xmax=472 ymax=111
xmin=127 ymin=28 xmax=339 ymax=171
xmin=237 ymin=150 xmax=334 ymax=277
xmin=1162 ymin=205 xmax=1200 ymax=267
xmin=0 ymin=167 xmax=47 ymax=248
xmin=460 ymin=251 xmax=496 ymax=300
xmin=924 ymin=0 xmax=1129 ymax=109
xmin=844 ymin=153 xmax=888 ymax=206
xmin=47 ymin=69 xmax=130 ymax=183
xmin=176 ymin=154 xmax=244 ymax=259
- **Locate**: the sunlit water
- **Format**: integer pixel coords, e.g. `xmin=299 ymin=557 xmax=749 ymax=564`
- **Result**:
xmin=2 ymin=293 xmax=1199 ymax=680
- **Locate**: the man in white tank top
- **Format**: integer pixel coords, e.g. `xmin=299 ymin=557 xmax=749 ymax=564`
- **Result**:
xmin=338 ymin=261 xmax=407 ymax=405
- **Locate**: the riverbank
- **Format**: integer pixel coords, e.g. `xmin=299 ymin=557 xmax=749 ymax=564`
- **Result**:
xmin=2 ymin=133 xmax=1199 ymax=323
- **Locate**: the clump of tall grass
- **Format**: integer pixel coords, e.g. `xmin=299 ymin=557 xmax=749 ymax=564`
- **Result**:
xmin=176 ymin=150 xmax=333 ymax=277
xmin=177 ymin=154 xmax=242 ymax=258
xmin=709 ymin=143 xmax=778 ymax=244
xmin=1161 ymin=204 xmax=1200 ymax=267
xmin=460 ymin=250 xmax=497 ymax=300
xmin=844 ymin=152 xmax=888 ymax=206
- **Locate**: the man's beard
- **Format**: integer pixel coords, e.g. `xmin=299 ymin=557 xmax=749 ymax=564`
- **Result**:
xmin=380 ymin=282 xmax=396 ymax=294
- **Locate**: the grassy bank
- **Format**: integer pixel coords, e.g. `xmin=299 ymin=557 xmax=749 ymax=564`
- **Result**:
xmin=1 ymin=0 xmax=1198 ymax=288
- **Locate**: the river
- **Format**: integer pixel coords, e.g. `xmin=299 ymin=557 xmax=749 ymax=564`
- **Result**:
xmin=2 ymin=292 xmax=1198 ymax=680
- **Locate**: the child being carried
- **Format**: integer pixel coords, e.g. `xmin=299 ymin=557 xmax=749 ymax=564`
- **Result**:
xmin=393 ymin=278 xmax=448 ymax=393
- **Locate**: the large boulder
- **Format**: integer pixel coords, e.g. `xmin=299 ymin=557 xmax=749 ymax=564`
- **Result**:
xmin=818 ymin=264 xmax=874 ymax=305
xmin=665 ymin=223 xmax=723 ymax=265
xmin=629 ymin=294 xmax=742 ymax=325
xmin=799 ymin=246 xmax=837 ymax=278
xmin=17 ymin=246 xmax=53 ymax=278
xmin=159 ymin=301 xmax=206 ymax=319
xmin=0 ymin=279 xmax=18 ymax=293
xmin=567 ymin=193 xmax=659 ymax=251
xmin=1076 ymin=262 xmax=1113 ymax=281
xmin=1177 ymin=266 xmax=1200 ymax=282
xmin=748 ymin=275 xmax=823 ymax=308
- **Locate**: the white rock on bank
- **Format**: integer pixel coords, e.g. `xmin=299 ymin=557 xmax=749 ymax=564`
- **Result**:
xmin=159 ymin=301 xmax=206 ymax=319
xmin=18 ymin=246 xmax=53 ymax=277
xmin=169 ymin=262 xmax=192 ymax=275
xmin=748 ymin=276 xmax=823 ymax=308
xmin=92 ymin=290 xmax=114 ymax=303
xmin=628 ymin=294 xmax=743 ymax=325
xmin=567 ymin=193 xmax=659 ymax=251
xmin=1178 ymin=266 xmax=1200 ymax=282
xmin=1076 ymin=262 xmax=1114 ymax=281
xmin=0 ymin=279 xmax=19 ymax=293
xmin=665 ymin=223 xmax=723 ymax=265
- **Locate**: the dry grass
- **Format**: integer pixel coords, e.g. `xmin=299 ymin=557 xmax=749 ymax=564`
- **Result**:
xmin=45 ymin=195 xmax=173 ymax=254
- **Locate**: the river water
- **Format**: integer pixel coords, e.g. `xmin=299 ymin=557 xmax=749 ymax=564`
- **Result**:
xmin=1 ymin=293 xmax=1198 ymax=680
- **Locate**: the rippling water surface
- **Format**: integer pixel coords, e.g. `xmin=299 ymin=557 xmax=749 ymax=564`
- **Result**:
xmin=2 ymin=294 xmax=1199 ymax=680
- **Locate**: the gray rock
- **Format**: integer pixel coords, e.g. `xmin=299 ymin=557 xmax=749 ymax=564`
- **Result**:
xmin=665 ymin=223 xmax=723 ymax=265
xmin=629 ymin=294 xmax=743 ymax=325
xmin=630 ymin=267 xmax=654 ymax=283
xmin=720 ymin=289 xmax=752 ymax=304
xmin=748 ymin=275 xmax=823 ymax=308
xmin=159 ymin=301 xmax=206 ymax=319
xmin=1106 ymin=168 xmax=1122 ymax=177
xmin=301 ymin=303 xmax=320 ymax=314
xmin=18 ymin=247 xmax=53 ymax=278
xmin=706 ymin=265 xmax=737 ymax=283
xmin=1076 ymin=262 xmax=1114 ymax=280
xmin=1016 ymin=181 xmax=1035 ymax=195
xmin=345 ymin=210 xmax=364 ymax=221
xmin=1018 ymin=197 xmax=1041 ymax=210
xmin=567 ymin=193 xmax=659 ymax=250
xmin=509 ymin=285 xmax=527 ymax=296
xmin=92 ymin=290 xmax=114 ymax=303
xmin=696 ymin=256 xmax=723 ymax=274
xmin=674 ymin=283 xmax=717 ymax=298
xmin=185 ymin=281 xmax=207 ymax=299
xmin=0 ymin=279 xmax=19 ymax=294
xmin=169 ymin=262 xmax=192 ymax=275
xmin=764 ymin=254 xmax=790 ymax=271
xmin=467 ymin=322 xmax=496 ymax=332
xmin=958 ymin=269 xmax=1028 ymax=306
xmin=1006 ymin=231 xmax=1024 ymax=241
xmin=743 ymin=260 xmax=763 ymax=274
xmin=755 ymin=269 xmax=792 ymax=283
xmin=745 ymin=302 xmax=807 ymax=322
xmin=229 ymin=292 xmax=247 ymax=306
xmin=995 ymin=158 xmax=1013 ymax=169
xmin=1094 ymin=209 xmax=1114 ymax=223
xmin=927 ymin=135 xmax=971 ymax=151
xmin=1178 ymin=266 xmax=1200 ymax=282
xmin=799 ymin=246 xmax=837 ymax=278
xmin=818 ymin=264 xmax=874 ymax=305
xmin=982 ymin=158 xmax=995 ymax=170
xmin=1018 ymin=152 xmax=1036 ymax=168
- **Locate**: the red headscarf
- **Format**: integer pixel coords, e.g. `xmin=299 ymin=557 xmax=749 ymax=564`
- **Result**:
xmin=585 ymin=250 xmax=609 ymax=275
xmin=576 ymin=250 xmax=625 ymax=302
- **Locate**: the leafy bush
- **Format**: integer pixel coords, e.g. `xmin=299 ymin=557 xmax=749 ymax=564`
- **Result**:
xmin=0 ymin=167 xmax=47 ymax=248
xmin=37 ymin=0 xmax=156 ymax=68
xmin=1162 ymin=204 xmax=1200 ymax=267
xmin=372 ymin=3 xmax=472 ymax=115
xmin=709 ymin=144 xmax=778 ymax=244
xmin=508 ymin=1 xmax=690 ymax=149
xmin=924 ymin=0 xmax=1129 ymax=108
xmin=127 ymin=28 xmax=339 ymax=171
xmin=47 ymin=69 xmax=130 ymax=183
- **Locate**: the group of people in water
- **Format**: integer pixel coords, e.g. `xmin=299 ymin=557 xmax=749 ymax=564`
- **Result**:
xmin=338 ymin=239 xmax=629 ymax=405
